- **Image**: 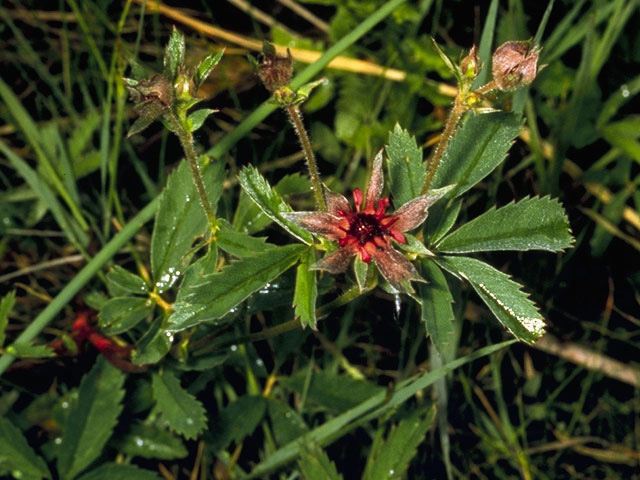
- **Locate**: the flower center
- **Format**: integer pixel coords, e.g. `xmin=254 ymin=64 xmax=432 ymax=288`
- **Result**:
xmin=348 ymin=213 xmax=387 ymax=245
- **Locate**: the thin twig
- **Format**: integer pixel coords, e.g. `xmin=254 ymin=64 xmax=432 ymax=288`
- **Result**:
xmin=276 ymin=0 xmax=330 ymax=32
xmin=0 ymin=255 xmax=84 ymax=284
xmin=225 ymin=0 xmax=297 ymax=37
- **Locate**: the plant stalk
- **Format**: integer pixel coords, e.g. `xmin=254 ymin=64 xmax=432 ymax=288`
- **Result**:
xmin=167 ymin=112 xmax=219 ymax=235
xmin=286 ymin=104 xmax=326 ymax=211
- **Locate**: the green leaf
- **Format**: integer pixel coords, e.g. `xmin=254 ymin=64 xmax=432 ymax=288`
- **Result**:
xmin=98 ymin=296 xmax=154 ymax=335
xmin=437 ymin=256 xmax=545 ymax=343
xmin=57 ymin=357 xmax=126 ymax=480
xmin=106 ymin=266 xmax=149 ymax=295
xmin=298 ymin=443 xmax=343 ymax=480
xmin=151 ymin=158 xmax=224 ymax=292
xmin=152 ymin=370 xmax=207 ymax=440
xmin=5 ymin=343 xmax=55 ymax=358
xmin=126 ymin=114 xmax=158 ymax=139
xmin=210 ymin=395 xmax=267 ymax=452
xmin=168 ymin=244 xmax=305 ymax=331
xmin=364 ymin=406 xmax=436 ymax=480
xmin=237 ymin=166 xmax=313 ymax=244
xmin=424 ymin=198 xmax=462 ymax=246
xmin=217 ymin=228 xmax=276 ymax=258
xmin=294 ymin=248 xmax=318 ymax=329
xmin=187 ymin=109 xmax=216 ymax=132
xmin=76 ymin=463 xmax=160 ymax=480
xmin=267 ymin=398 xmax=308 ymax=447
xmin=385 ymin=124 xmax=427 ymax=207
xmin=163 ymin=27 xmax=185 ymax=81
xmin=194 ymin=50 xmax=224 ymax=89
xmin=353 ymin=255 xmax=369 ymax=292
xmin=417 ymin=261 xmax=455 ymax=356
xmin=0 ymin=290 xmax=16 ymax=347
xmin=132 ymin=319 xmax=172 ymax=366
xmin=437 ymin=197 xmax=573 ymax=253
xmin=431 ymin=112 xmax=523 ymax=197
xmin=0 ymin=417 xmax=51 ymax=480
xmin=282 ymin=370 xmax=383 ymax=412
xmin=112 ymin=423 xmax=188 ymax=460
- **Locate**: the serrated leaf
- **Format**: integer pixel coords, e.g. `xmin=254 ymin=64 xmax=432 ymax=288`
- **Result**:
xmin=437 ymin=256 xmax=545 ymax=343
xmin=98 ymin=297 xmax=154 ymax=334
xmin=126 ymin=114 xmax=158 ymax=138
xmin=217 ymin=228 xmax=276 ymax=257
xmin=385 ymin=124 xmax=427 ymax=207
xmin=353 ymin=255 xmax=369 ymax=292
xmin=424 ymin=198 xmax=462 ymax=245
xmin=294 ymin=248 xmax=318 ymax=329
xmin=152 ymin=370 xmax=206 ymax=440
xmin=0 ymin=418 xmax=51 ymax=480
xmin=437 ymin=197 xmax=573 ymax=253
xmin=431 ymin=112 xmax=523 ymax=197
xmin=57 ymin=357 xmax=125 ymax=480
xmin=113 ymin=423 xmax=188 ymax=460
xmin=0 ymin=290 xmax=16 ymax=347
xmin=237 ymin=166 xmax=313 ymax=244
xmin=267 ymin=398 xmax=308 ymax=447
xmin=76 ymin=463 xmax=160 ymax=480
xmin=151 ymin=158 xmax=224 ymax=292
xmin=298 ymin=443 xmax=343 ymax=480
xmin=418 ymin=261 xmax=455 ymax=356
xmin=187 ymin=108 xmax=216 ymax=132
xmin=210 ymin=395 xmax=267 ymax=452
xmin=194 ymin=50 xmax=223 ymax=89
xmin=365 ymin=406 xmax=436 ymax=480
xmin=168 ymin=244 xmax=305 ymax=331
xmin=6 ymin=343 xmax=55 ymax=358
xmin=132 ymin=319 xmax=172 ymax=366
xmin=163 ymin=27 xmax=185 ymax=81
xmin=282 ymin=370 xmax=383 ymax=412
xmin=106 ymin=266 xmax=149 ymax=295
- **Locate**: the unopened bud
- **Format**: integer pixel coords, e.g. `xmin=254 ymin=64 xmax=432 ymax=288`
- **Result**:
xmin=257 ymin=43 xmax=294 ymax=92
xmin=174 ymin=68 xmax=194 ymax=100
xmin=125 ymin=74 xmax=173 ymax=108
xmin=460 ymin=45 xmax=480 ymax=80
xmin=492 ymin=41 xmax=541 ymax=91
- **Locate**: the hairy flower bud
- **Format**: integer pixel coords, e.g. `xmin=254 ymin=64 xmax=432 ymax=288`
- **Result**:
xmin=257 ymin=43 xmax=294 ymax=92
xmin=460 ymin=45 xmax=480 ymax=80
xmin=491 ymin=41 xmax=541 ymax=91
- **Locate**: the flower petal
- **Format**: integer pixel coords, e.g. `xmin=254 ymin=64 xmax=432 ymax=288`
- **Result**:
xmin=365 ymin=149 xmax=384 ymax=209
xmin=281 ymin=212 xmax=348 ymax=240
xmin=392 ymin=191 xmax=447 ymax=232
xmin=323 ymin=185 xmax=351 ymax=216
xmin=310 ymin=247 xmax=355 ymax=274
xmin=371 ymin=247 xmax=424 ymax=292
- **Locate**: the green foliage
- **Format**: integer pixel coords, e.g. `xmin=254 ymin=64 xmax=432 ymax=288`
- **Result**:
xmin=57 ymin=357 xmax=126 ymax=480
xmin=0 ymin=418 xmax=51 ymax=480
xmin=210 ymin=395 xmax=267 ymax=451
xmin=5 ymin=343 xmax=55 ymax=358
xmin=106 ymin=266 xmax=149 ymax=295
xmin=298 ymin=443 xmax=343 ymax=480
xmin=417 ymin=261 xmax=455 ymax=356
xmin=112 ymin=424 xmax=187 ymax=460
xmin=237 ymin=166 xmax=313 ymax=244
xmin=152 ymin=370 xmax=207 ymax=440
xmin=431 ymin=112 xmax=523 ymax=197
xmin=75 ymin=464 xmax=160 ymax=480
xmin=194 ymin=50 xmax=224 ymax=90
xmin=168 ymin=244 xmax=306 ymax=331
xmin=385 ymin=124 xmax=427 ymax=207
xmin=98 ymin=296 xmax=153 ymax=334
xmin=438 ymin=256 xmax=546 ymax=343
xmin=151 ymin=158 xmax=224 ymax=293
xmin=267 ymin=398 xmax=309 ymax=446
xmin=0 ymin=291 xmax=16 ymax=348
xmin=187 ymin=109 xmax=216 ymax=132
xmin=163 ymin=27 xmax=185 ymax=81
xmin=294 ymin=248 xmax=318 ymax=329
xmin=437 ymin=197 xmax=573 ymax=253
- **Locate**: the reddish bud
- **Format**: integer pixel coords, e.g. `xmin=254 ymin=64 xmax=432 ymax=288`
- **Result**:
xmin=492 ymin=41 xmax=541 ymax=91
xmin=257 ymin=44 xmax=294 ymax=92
xmin=460 ymin=45 xmax=480 ymax=80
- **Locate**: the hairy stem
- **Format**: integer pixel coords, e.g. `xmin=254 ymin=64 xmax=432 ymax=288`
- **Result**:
xmin=166 ymin=112 xmax=219 ymax=235
xmin=286 ymin=104 xmax=326 ymax=211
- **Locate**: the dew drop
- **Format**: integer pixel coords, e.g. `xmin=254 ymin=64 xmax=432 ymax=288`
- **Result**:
xmin=230 ymin=344 xmax=238 ymax=352
xmin=186 ymin=417 xmax=194 ymax=425
xmin=389 ymin=469 xmax=395 ymax=477
xmin=54 ymin=437 xmax=62 ymax=445
xmin=621 ymin=84 xmax=630 ymax=97
xmin=61 ymin=401 xmax=69 ymax=409
xmin=11 ymin=471 xmax=23 ymax=479
xmin=256 ymin=358 xmax=264 ymax=367
xmin=135 ymin=437 xmax=144 ymax=447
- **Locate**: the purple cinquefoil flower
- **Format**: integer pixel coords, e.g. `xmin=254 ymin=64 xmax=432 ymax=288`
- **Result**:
xmin=283 ymin=151 xmax=446 ymax=291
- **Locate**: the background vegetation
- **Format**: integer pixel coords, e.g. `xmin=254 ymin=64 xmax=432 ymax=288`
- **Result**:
xmin=0 ymin=0 xmax=639 ymax=479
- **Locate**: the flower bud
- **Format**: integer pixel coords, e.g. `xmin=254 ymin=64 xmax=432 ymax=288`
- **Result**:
xmin=257 ymin=43 xmax=294 ymax=92
xmin=460 ymin=45 xmax=480 ymax=80
xmin=491 ymin=41 xmax=541 ymax=91
xmin=125 ymin=74 xmax=173 ymax=108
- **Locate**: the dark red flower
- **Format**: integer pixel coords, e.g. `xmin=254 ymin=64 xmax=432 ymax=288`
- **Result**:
xmin=284 ymin=151 xmax=446 ymax=291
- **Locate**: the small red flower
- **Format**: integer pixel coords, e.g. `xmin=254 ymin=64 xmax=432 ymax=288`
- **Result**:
xmin=284 ymin=151 xmax=446 ymax=291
